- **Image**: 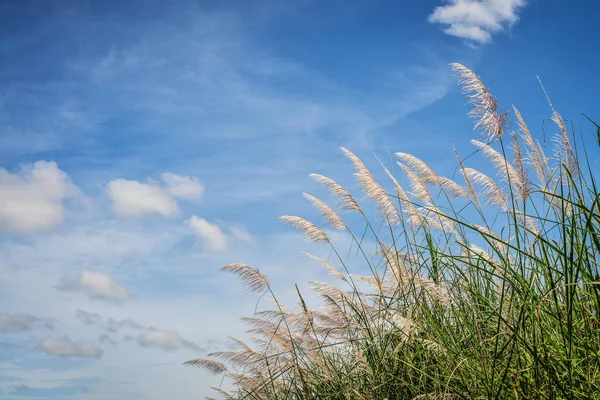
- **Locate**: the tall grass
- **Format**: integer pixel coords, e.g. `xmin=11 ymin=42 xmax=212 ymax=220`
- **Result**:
xmin=186 ymin=64 xmax=600 ymax=399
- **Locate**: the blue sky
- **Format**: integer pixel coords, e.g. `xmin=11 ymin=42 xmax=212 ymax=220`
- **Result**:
xmin=1 ymin=0 xmax=599 ymax=398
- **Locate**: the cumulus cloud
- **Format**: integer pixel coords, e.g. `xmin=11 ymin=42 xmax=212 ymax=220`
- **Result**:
xmin=0 ymin=313 xmax=53 ymax=332
xmin=58 ymin=270 xmax=131 ymax=302
xmin=106 ymin=179 xmax=179 ymax=218
xmin=0 ymin=161 xmax=80 ymax=234
xmin=428 ymin=0 xmax=527 ymax=44
xmin=38 ymin=336 xmax=103 ymax=358
xmin=137 ymin=329 xmax=200 ymax=352
xmin=106 ymin=172 xmax=204 ymax=218
xmin=187 ymin=216 xmax=229 ymax=252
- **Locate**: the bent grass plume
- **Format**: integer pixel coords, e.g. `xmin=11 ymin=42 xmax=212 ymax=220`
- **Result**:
xmin=186 ymin=64 xmax=600 ymax=400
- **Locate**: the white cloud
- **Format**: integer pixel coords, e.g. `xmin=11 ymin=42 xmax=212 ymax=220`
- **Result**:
xmin=160 ymin=172 xmax=204 ymax=201
xmin=0 ymin=161 xmax=80 ymax=234
xmin=106 ymin=173 xmax=204 ymax=218
xmin=106 ymin=179 xmax=180 ymax=218
xmin=187 ymin=216 xmax=229 ymax=252
xmin=38 ymin=336 xmax=103 ymax=358
xmin=428 ymin=0 xmax=527 ymax=44
xmin=137 ymin=329 xmax=200 ymax=352
xmin=0 ymin=313 xmax=53 ymax=332
xmin=57 ymin=270 xmax=132 ymax=302
xmin=230 ymin=226 xmax=254 ymax=243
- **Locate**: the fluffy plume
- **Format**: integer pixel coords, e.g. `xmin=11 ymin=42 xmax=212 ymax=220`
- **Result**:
xmin=379 ymin=245 xmax=411 ymax=290
xmin=341 ymin=147 xmax=400 ymax=225
xmin=395 ymin=153 xmax=439 ymax=184
xmin=514 ymin=106 xmax=549 ymax=186
xmin=464 ymin=168 xmax=508 ymax=210
xmin=302 ymin=252 xmax=347 ymax=282
xmin=220 ymin=264 xmax=270 ymax=292
xmin=183 ymin=359 xmax=228 ymax=374
xmin=398 ymin=163 xmax=433 ymax=204
xmin=438 ymin=177 xmax=468 ymax=199
xmin=471 ymin=140 xmax=528 ymax=201
xmin=279 ymin=216 xmax=330 ymax=243
xmin=551 ymin=111 xmax=579 ymax=175
xmin=309 ymin=174 xmax=362 ymax=213
xmin=303 ymin=193 xmax=346 ymax=230
xmin=455 ymin=151 xmax=481 ymax=208
xmin=452 ymin=63 xmax=507 ymax=141
xmin=509 ymin=132 xmax=533 ymax=201
xmin=383 ymin=166 xmax=414 ymax=212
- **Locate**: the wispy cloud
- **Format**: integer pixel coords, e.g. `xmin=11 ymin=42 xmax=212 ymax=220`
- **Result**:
xmin=57 ymin=270 xmax=132 ymax=302
xmin=187 ymin=216 xmax=230 ymax=252
xmin=38 ymin=336 xmax=103 ymax=359
xmin=428 ymin=0 xmax=527 ymax=44
xmin=99 ymin=334 xmax=117 ymax=345
xmin=0 ymin=161 xmax=81 ymax=234
xmin=137 ymin=329 xmax=200 ymax=352
xmin=0 ymin=313 xmax=53 ymax=332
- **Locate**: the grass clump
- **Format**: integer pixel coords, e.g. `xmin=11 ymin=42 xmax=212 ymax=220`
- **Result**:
xmin=186 ymin=64 xmax=600 ymax=399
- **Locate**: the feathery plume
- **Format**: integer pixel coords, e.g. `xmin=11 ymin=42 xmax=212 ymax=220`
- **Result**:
xmin=383 ymin=166 xmax=415 ymax=213
xmin=455 ymin=150 xmax=481 ymax=208
xmin=220 ymin=264 xmax=270 ymax=292
xmin=438 ymin=177 xmax=468 ymax=199
xmin=509 ymin=132 xmax=533 ymax=201
xmin=395 ymin=153 xmax=439 ymax=184
xmin=464 ymin=168 xmax=508 ymax=210
xmin=302 ymin=252 xmax=347 ymax=282
xmin=183 ymin=359 xmax=228 ymax=374
xmin=538 ymin=77 xmax=579 ymax=176
xmin=309 ymin=174 xmax=362 ymax=213
xmin=471 ymin=139 xmax=528 ymax=201
xmin=452 ymin=63 xmax=508 ymax=141
xmin=378 ymin=245 xmax=411 ymax=290
xmin=514 ymin=106 xmax=548 ymax=186
xmin=341 ymin=147 xmax=400 ymax=225
xmin=279 ymin=216 xmax=330 ymax=243
xmin=551 ymin=111 xmax=579 ymax=175
xmin=303 ymin=193 xmax=346 ymax=230
xmin=398 ymin=163 xmax=433 ymax=204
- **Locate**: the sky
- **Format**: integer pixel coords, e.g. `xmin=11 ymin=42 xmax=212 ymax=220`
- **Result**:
xmin=1 ymin=0 xmax=599 ymax=398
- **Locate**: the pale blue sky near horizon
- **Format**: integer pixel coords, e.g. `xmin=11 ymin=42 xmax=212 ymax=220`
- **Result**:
xmin=1 ymin=0 xmax=599 ymax=398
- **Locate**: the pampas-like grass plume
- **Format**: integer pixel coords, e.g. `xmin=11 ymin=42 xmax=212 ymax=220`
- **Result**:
xmin=302 ymin=252 xmax=347 ymax=282
xmin=514 ymin=106 xmax=549 ymax=185
xmin=309 ymin=173 xmax=363 ymax=213
xmin=438 ymin=177 xmax=468 ymax=199
xmin=302 ymin=193 xmax=346 ymax=230
xmin=452 ymin=63 xmax=508 ymax=141
xmin=395 ymin=153 xmax=439 ymax=184
xmin=183 ymin=358 xmax=228 ymax=374
xmin=341 ymin=147 xmax=400 ymax=225
xmin=398 ymin=162 xmax=433 ymax=204
xmin=279 ymin=216 xmax=330 ymax=243
xmin=471 ymin=139 xmax=529 ymax=201
xmin=220 ymin=264 xmax=270 ymax=293
xmin=464 ymin=168 xmax=508 ymax=209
